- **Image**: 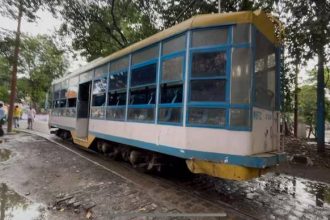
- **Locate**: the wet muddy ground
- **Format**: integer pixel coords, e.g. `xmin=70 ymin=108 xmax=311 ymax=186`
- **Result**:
xmin=0 ymin=126 xmax=330 ymax=219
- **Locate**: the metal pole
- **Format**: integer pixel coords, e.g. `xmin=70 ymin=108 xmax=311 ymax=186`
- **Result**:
xmin=218 ymin=0 xmax=221 ymax=13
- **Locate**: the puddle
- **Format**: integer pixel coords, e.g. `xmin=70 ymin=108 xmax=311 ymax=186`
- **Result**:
xmin=0 ymin=149 xmax=11 ymax=162
xmin=210 ymin=173 xmax=330 ymax=218
xmin=0 ymin=183 xmax=46 ymax=220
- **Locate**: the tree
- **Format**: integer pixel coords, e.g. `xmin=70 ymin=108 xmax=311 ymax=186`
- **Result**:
xmin=298 ymin=85 xmax=330 ymax=139
xmin=282 ymin=0 xmax=330 ymax=152
xmin=18 ymin=35 xmax=67 ymax=108
xmin=58 ymin=0 xmax=158 ymax=61
xmin=0 ymin=0 xmax=60 ymax=132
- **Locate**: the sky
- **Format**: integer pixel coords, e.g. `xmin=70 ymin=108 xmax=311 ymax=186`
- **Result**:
xmin=0 ymin=9 xmax=317 ymax=83
xmin=0 ymin=10 xmax=87 ymax=72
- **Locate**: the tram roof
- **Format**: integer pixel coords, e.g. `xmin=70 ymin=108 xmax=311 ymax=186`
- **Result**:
xmin=54 ymin=10 xmax=279 ymax=84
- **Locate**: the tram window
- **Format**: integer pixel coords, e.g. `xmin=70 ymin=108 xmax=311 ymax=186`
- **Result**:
xmin=162 ymin=56 xmax=183 ymax=82
xmin=233 ymin=24 xmax=251 ymax=44
xmin=158 ymin=107 xmax=181 ymax=123
xmin=54 ymin=91 xmax=60 ymax=100
xmin=91 ymin=107 xmax=106 ymax=119
xmin=80 ymin=70 xmax=93 ymax=82
xmin=92 ymin=78 xmax=107 ymax=94
xmin=59 ymin=99 xmax=67 ymax=108
xmin=230 ymin=109 xmax=250 ymax=128
xmin=60 ymin=89 xmax=67 ymax=99
xmin=132 ymin=45 xmax=159 ymax=65
xmin=67 ymin=76 xmax=79 ymax=98
xmin=127 ymin=108 xmax=154 ymax=122
xmin=162 ymin=35 xmax=185 ymax=55
xmin=130 ymin=87 xmax=156 ymax=105
xmin=190 ymin=79 xmax=225 ymax=102
xmin=68 ymin=98 xmax=77 ymax=108
xmin=106 ymin=107 xmax=125 ymax=121
xmin=131 ymin=63 xmax=157 ymax=87
xmin=108 ymin=91 xmax=127 ymax=106
xmin=191 ymin=28 xmax=227 ymax=48
xmin=188 ymin=108 xmax=226 ymax=126
xmin=191 ymin=51 xmax=226 ymax=77
xmin=109 ymin=71 xmax=127 ymax=90
xmin=110 ymin=56 xmax=129 ymax=73
xmin=231 ymin=48 xmax=252 ymax=104
xmin=255 ymin=31 xmax=276 ymax=110
xmin=160 ymin=84 xmax=182 ymax=104
xmin=92 ymin=93 xmax=106 ymax=106
xmin=95 ymin=63 xmax=109 ymax=78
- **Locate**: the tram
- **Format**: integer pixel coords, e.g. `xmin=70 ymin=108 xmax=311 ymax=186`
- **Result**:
xmin=49 ymin=10 xmax=285 ymax=181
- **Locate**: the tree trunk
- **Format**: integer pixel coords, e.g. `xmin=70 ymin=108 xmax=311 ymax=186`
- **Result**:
xmin=7 ymin=1 xmax=23 ymax=133
xmin=316 ymin=49 xmax=325 ymax=153
xmin=294 ymin=62 xmax=299 ymax=137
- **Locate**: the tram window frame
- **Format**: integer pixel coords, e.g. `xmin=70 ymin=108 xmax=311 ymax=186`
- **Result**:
xmin=158 ymin=34 xmax=186 ymax=125
xmin=91 ymin=76 xmax=107 ymax=119
xmin=254 ymin=30 xmax=276 ymax=111
xmin=107 ymin=67 xmax=128 ymax=121
xmin=187 ymin=27 xmax=230 ymax=128
xmin=128 ymin=48 xmax=158 ymax=123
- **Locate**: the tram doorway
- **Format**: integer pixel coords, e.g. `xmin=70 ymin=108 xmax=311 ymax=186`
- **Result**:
xmin=76 ymin=82 xmax=91 ymax=138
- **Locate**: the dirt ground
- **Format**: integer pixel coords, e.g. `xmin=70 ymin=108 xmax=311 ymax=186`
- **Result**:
xmin=275 ymin=136 xmax=330 ymax=184
xmin=0 ymin=122 xmax=330 ymax=219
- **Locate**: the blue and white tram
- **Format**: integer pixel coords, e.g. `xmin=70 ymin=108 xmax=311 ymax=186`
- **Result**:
xmin=49 ymin=10 xmax=285 ymax=180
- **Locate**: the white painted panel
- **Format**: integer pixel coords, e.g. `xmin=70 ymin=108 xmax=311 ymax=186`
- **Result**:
xmin=76 ymin=118 xmax=89 ymax=138
xmin=252 ymin=107 xmax=279 ymax=154
xmin=49 ymin=116 xmax=75 ymax=129
xmin=89 ymin=119 xmax=252 ymax=156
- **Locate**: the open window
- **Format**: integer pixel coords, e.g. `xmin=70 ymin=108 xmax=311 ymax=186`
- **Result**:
xmin=91 ymin=77 xmax=107 ymax=119
xmin=158 ymin=35 xmax=185 ymax=124
xmin=106 ymin=57 xmax=129 ymax=121
xmin=128 ymin=60 xmax=157 ymax=122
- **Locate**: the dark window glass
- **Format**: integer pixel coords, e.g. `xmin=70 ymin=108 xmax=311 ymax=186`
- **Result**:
xmin=60 ymin=89 xmax=67 ymax=99
xmin=128 ymin=108 xmax=154 ymax=121
xmin=190 ymin=79 xmax=225 ymax=102
xmin=108 ymin=91 xmax=127 ymax=106
xmin=109 ymin=71 xmax=127 ymax=90
xmin=130 ymin=87 xmax=156 ymax=105
xmin=230 ymin=109 xmax=250 ymax=128
xmin=158 ymin=107 xmax=181 ymax=123
xmin=160 ymin=84 xmax=183 ymax=104
xmin=93 ymin=78 xmax=107 ymax=94
xmin=106 ymin=107 xmax=126 ymax=121
xmin=68 ymin=98 xmax=77 ymax=107
xmin=188 ymin=108 xmax=226 ymax=126
xmin=59 ymin=99 xmax=67 ymax=108
xmin=92 ymin=93 xmax=106 ymax=106
xmin=192 ymin=51 xmax=226 ymax=77
xmin=54 ymin=91 xmax=60 ymax=100
xmin=54 ymin=100 xmax=60 ymax=108
xmin=162 ymin=56 xmax=183 ymax=82
xmin=131 ymin=63 xmax=157 ymax=87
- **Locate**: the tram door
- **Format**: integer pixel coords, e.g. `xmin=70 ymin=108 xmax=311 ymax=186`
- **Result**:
xmin=76 ymin=82 xmax=91 ymax=138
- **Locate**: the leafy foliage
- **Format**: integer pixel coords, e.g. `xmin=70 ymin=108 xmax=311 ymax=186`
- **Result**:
xmin=0 ymin=34 xmax=67 ymax=108
xmin=58 ymin=0 xmax=158 ymax=61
